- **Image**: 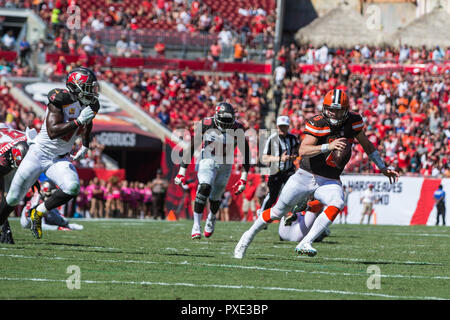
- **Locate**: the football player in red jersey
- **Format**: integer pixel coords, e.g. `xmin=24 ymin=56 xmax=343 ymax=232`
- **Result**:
xmin=0 ymin=67 xmax=100 ymax=240
xmin=234 ymin=89 xmax=399 ymax=258
xmin=175 ymin=102 xmax=251 ymax=239
xmin=0 ymin=126 xmax=37 ymax=244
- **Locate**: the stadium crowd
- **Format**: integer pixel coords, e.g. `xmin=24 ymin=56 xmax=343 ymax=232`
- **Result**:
xmin=273 ymin=44 xmax=450 ymax=177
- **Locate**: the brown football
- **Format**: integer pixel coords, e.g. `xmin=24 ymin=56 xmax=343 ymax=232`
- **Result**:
xmin=331 ymin=139 xmax=352 ymax=169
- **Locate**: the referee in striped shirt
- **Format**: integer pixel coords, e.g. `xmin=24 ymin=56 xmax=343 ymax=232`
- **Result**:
xmin=259 ymin=116 xmax=300 ymax=216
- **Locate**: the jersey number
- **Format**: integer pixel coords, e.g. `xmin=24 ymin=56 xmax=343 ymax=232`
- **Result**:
xmin=0 ymin=128 xmax=23 ymax=140
xmin=325 ymin=152 xmax=337 ymax=168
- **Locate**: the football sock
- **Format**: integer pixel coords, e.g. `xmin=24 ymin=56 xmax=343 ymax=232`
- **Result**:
xmin=193 ymin=212 xmax=202 ymax=227
xmin=247 ymin=214 xmax=269 ymax=238
xmin=36 ymin=202 xmax=48 ymax=215
xmin=301 ymin=212 xmax=333 ymax=244
xmin=44 ymin=189 xmax=74 ymax=211
xmin=0 ymin=198 xmax=15 ymax=226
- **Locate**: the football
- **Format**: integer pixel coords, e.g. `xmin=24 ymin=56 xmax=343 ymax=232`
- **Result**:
xmin=331 ymin=139 xmax=352 ymax=169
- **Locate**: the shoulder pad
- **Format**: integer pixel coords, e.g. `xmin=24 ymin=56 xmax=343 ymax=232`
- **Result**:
xmin=348 ymin=112 xmax=364 ymax=131
xmin=48 ymin=88 xmax=76 ymax=107
xmin=305 ymin=114 xmax=331 ymax=137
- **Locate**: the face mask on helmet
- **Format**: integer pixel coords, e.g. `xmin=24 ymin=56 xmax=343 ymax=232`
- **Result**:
xmin=323 ymin=104 xmax=348 ymax=126
xmin=214 ymin=113 xmax=235 ymax=131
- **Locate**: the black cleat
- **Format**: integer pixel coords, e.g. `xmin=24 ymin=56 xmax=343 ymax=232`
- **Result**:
xmin=1 ymin=220 xmax=15 ymax=244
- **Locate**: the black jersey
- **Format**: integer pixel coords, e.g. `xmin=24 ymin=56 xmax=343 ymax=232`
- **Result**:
xmin=48 ymin=88 xmax=100 ymax=112
xmin=300 ymin=112 xmax=364 ymax=179
xmin=182 ymin=117 xmax=250 ymax=171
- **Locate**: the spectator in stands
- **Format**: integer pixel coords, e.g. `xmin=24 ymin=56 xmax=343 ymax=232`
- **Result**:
xmin=1 ymin=30 xmax=16 ymax=50
xmin=80 ymin=32 xmax=95 ymax=54
xmin=19 ymin=38 xmax=31 ymax=66
xmin=157 ymin=105 xmax=171 ymax=127
xmin=209 ymin=41 xmax=222 ymax=62
xmin=154 ymin=40 xmax=166 ymax=57
xmin=150 ymin=169 xmax=169 ymax=220
xmin=116 ymin=35 xmax=129 ymax=57
xmin=233 ymin=41 xmax=246 ymax=62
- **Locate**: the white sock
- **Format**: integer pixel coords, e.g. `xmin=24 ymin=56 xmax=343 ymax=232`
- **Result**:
xmin=298 ymin=211 xmax=319 ymax=237
xmin=301 ymin=212 xmax=333 ymax=244
xmin=247 ymin=215 xmax=268 ymax=239
xmin=193 ymin=212 xmax=202 ymax=227
xmin=207 ymin=211 xmax=215 ymax=220
xmin=36 ymin=202 xmax=48 ymax=214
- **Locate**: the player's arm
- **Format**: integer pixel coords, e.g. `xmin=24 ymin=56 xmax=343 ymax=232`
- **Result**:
xmin=174 ymin=130 xmax=202 ymax=185
xmin=298 ymin=134 xmax=347 ymax=157
xmin=46 ymin=103 xmax=78 ymax=140
xmin=233 ymin=134 xmax=251 ymax=195
xmin=71 ymin=122 xmax=93 ymax=161
xmin=355 ymin=130 xmax=399 ymax=184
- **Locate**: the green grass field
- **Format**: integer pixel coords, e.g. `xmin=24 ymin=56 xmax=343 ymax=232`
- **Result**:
xmin=0 ymin=218 xmax=449 ymax=300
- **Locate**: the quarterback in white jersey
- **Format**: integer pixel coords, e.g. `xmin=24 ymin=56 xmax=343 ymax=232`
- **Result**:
xmin=0 ymin=67 xmax=99 ymax=240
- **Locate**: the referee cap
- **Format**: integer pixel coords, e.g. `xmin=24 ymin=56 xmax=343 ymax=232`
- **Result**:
xmin=276 ymin=116 xmax=290 ymax=127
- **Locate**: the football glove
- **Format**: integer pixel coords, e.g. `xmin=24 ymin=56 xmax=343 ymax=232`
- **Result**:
xmin=233 ymin=172 xmax=247 ymax=195
xmin=71 ymin=145 xmax=89 ymax=161
xmin=76 ymin=106 xmax=95 ymax=126
xmin=174 ymin=167 xmax=187 ymax=186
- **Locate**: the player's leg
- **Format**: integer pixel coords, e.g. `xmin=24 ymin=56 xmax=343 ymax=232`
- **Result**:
xmin=296 ymin=180 xmax=344 ymax=256
xmin=234 ymin=169 xmax=315 ymax=258
xmin=192 ymin=158 xmax=217 ymax=239
xmin=204 ymin=164 xmax=232 ymax=238
xmin=31 ymin=160 xmax=80 ymax=239
xmin=45 ymin=208 xmax=83 ymax=230
xmin=0 ymin=148 xmax=42 ymax=228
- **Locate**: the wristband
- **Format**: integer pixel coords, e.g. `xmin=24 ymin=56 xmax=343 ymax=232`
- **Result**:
xmin=74 ymin=119 xmax=81 ymax=127
xmin=178 ymin=167 xmax=187 ymax=176
xmin=321 ymin=144 xmax=329 ymax=153
xmin=369 ymin=150 xmax=386 ymax=170
xmin=240 ymin=171 xmax=248 ymax=181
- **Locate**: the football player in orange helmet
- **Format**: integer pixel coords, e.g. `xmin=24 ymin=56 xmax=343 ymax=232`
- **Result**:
xmin=234 ymin=89 xmax=399 ymax=258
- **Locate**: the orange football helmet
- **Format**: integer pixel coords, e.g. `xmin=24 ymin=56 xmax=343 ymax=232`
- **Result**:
xmin=322 ymin=89 xmax=350 ymax=126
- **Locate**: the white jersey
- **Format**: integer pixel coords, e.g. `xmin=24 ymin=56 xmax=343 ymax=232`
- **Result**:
xmin=0 ymin=127 xmax=27 ymax=156
xmin=33 ymin=88 xmax=87 ymax=157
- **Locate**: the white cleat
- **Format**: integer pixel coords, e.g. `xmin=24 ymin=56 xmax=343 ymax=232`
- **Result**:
xmin=295 ymin=242 xmax=317 ymax=257
xmin=191 ymin=224 xmax=202 ymax=240
xmin=68 ymin=223 xmax=84 ymax=231
xmin=204 ymin=214 xmax=217 ymax=238
xmin=234 ymin=231 xmax=253 ymax=259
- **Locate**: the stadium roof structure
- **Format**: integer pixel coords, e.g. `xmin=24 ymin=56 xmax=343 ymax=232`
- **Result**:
xmin=294 ymin=5 xmax=385 ymax=48
xmin=389 ymin=7 xmax=450 ymax=49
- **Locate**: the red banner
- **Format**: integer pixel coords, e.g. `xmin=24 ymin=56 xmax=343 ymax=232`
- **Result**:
xmin=46 ymin=53 xmax=272 ymax=74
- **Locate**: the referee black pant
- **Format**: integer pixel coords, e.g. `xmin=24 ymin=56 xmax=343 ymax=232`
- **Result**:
xmin=436 ymin=203 xmax=446 ymax=226
xmin=260 ymin=168 xmax=295 ymax=213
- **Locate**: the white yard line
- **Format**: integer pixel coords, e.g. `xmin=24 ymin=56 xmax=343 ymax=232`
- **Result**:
xmin=393 ymin=233 xmax=450 ymax=238
xmin=1 ymin=253 xmax=449 ymax=281
xmin=0 ymin=276 xmax=446 ymax=300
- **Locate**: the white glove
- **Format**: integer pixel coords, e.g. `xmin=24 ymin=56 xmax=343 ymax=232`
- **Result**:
xmin=76 ymin=106 xmax=95 ymax=126
xmin=233 ymin=171 xmax=247 ymax=195
xmin=71 ymin=145 xmax=89 ymax=161
xmin=174 ymin=167 xmax=187 ymax=186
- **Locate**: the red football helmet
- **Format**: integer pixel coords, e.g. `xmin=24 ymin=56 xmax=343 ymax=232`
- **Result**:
xmin=66 ymin=67 xmax=99 ymax=105
xmin=322 ymin=89 xmax=350 ymax=126
xmin=8 ymin=141 xmax=28 ymax=168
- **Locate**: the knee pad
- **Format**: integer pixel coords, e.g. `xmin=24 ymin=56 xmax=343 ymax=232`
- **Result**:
xmin=195 ymin=183 xmax=211 ymax=205
xmin=194 ymin=183 xmax=211 ymax=213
